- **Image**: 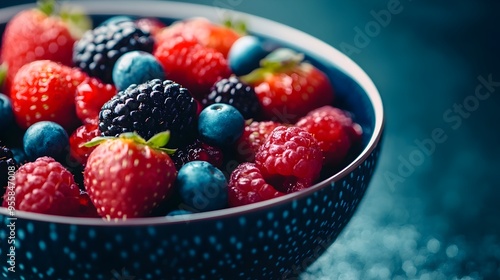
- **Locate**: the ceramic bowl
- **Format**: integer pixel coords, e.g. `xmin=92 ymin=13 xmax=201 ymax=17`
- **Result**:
xmin=0 ymin=1 xmax=384 ymax=279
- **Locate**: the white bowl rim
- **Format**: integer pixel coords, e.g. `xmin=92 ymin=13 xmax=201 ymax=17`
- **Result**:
xmin=0 ymin=0 xmax=384 ymax=226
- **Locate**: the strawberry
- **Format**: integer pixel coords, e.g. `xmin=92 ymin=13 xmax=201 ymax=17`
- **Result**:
xmin=69 ymin=122 xmax=100 ymax=166
xmin=241 ymin=48 xmax=334 ymax=123
xmin=296 ymin=105 xmax=363 ymax=166
xmin=0 ymin=0 xmax=90 ymax=92
xmin=1 ymin=157 xmax=81 ymax=216
xmin=75 ymin=77 xmax=117 ymax=125
xmin=83 ymin=131 xmax=177 ymax=219
xmin=154 ymin=36 xmax=232 ymax=100
xmin=10 ymin=60 xmax=87 ymax=130
xmin=234 ymin=120 xmax=281 ymax=162
xmin=155 ymin=17 xmax=241 ymax=57
xmin=254 ymin=126 xmax=323 ymax=193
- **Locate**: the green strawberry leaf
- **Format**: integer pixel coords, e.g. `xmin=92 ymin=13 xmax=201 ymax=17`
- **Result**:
xmin=146 ymin=131 xmax=170 ymax=148
xmin=240 ymin=48 xmax=305 ymax=84
xmin=223 ymin=17 xmax=248 ymax=36
xmin=59 ymin=4 xmax=93 ymax=39
xmin=81 ymin=136 xmax=115 ymax=148
xmin=0 ymin=63 xmax=7 ymax=90
xmin=37 ymin=0 xmax=56 ymax=16
xmin=119 ymin=132 xmax=147 ymax=145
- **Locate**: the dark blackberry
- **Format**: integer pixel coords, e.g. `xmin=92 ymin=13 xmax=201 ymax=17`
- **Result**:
xmin=99 ymin=79 xmax=198 ymax=148
xmin=171 ymin=139 xmax=224 ymax=170
xmin=73 ymin=20 xmax=155 ymax=83
xmin=202 ymin=76 xmax=261 ymax=119
xmin=0 ymin=143 xmax=17 ymax=199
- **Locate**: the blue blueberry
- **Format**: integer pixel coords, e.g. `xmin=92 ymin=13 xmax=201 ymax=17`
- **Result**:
xmin=198 ymin=103 xmax=245 ymax=147
xmin=176 ymin=161 xmax=228 ymax=212
xmin=0 ymin=93 xmax=14 ymax=130
xmin=228 ymin=35 xmax=276 ymax=76
xmin=112 ymin=51 xmax=165 ymax=91
xmin=99 ymin=15 xmax=134 ymax=27
xmin=166 ymin=209 xmax=194 ymax=217
xmin=23 ymin=121 xmax=69 ymax=161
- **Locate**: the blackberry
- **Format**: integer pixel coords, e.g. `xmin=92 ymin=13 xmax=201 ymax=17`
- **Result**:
xmin=171 ymin=139 xmax=223 ymax=170
xmin=99 ymin=79 xmax=198 ymax=148
xmin=73 ymin=21 xmax=155 ymax=83
xmin=0 ymin=143 xmax=17 ymax=199
xmin=202 ymin=76 xmax=260 ymax=119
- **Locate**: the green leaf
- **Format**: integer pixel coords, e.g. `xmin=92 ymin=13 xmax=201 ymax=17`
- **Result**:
xmin=157 ymin=147 xmax=177 ymax=155
xmin=59 ymin=4 xmax=92 ymax=39
xmin=260 ymin=48 xmax=304 ymax=69
xmin=146 ymin=131 xmax=171 ymax=148
xmin=37 ymin=0 xmax=56 ymax=16
xmin=223 ymin=17 xmax=248 ymax=36
xmin=81 ymin=136 xmax=115 ymax=148
xmin=0 ymin=63 xmax=8 ymax=90
xmin=119 ymin=132 xmax=147 ymax=144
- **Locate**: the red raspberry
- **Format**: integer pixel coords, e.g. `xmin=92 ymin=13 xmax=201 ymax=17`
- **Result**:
xmin=69 ymin=123 xmax=100 ymax=166
xmin=171 ymin=139 xmax=223 ymax=170
xmin=1 ymin=157 xmax=81 ymax=216
xmin=228 ymin=162 xmax=285 ymax=207
xmin=234 ymin=121 xmax=280 ymax=162
xmin=154 ymin=36 xmax=232 ymax=100
xmin=75 ymin=77 xmax=117 ymax=125
xmin=296 ymin=106 xmax=362 ymax=166
xmin=255 ymin=126 xmax=323 ymax=192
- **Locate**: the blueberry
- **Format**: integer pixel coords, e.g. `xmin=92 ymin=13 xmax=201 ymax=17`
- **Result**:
xmin=0 ymin=93 xmax=14 ymax=130
xmin=112 ymin=51 xmax=165 ymax=91
xmin=11 ymin=148 xmax=28 ymax=165
xmin=166 ymin=209 xmax=194 ymax=217
xmin=99 ymin=15 xmax=134 ymax=27
xmin=228 ymin=35 xmax=276 ymax=76
xmin=198 ymin=103 xmax=245 ymax=147
xmin=23 ymin=121 xmax=69 ymax=161
xmin=176 ymin=161 xmax=228 ymax=212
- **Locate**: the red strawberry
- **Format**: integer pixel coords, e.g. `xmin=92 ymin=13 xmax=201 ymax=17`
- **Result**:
xmin=228 ymin=162 xmax=285 ymax=207
xmin=155 ymin=17 xmax=241 ymax=57
xmin=75 ymin=77 xmax=117 ymax=125
xmin=254 ymin=126 xmax=323 ymax=193
xmin=10 ymin=60 xmax=87 ymax=130
xmin=241 ymin=48 xmax=334 ymax=123
xmin=296 ymin=106 xmax=362 ymax=166
xmin=84 ymin=131 xmax=177 ymax=219
xmin=1 ymin=157 xmax=81 ymax=216
xmin=154 ymin=36 xmax=232 ymax=100
xmin=0 ymin=0 xmax=90 ymax=92
xmin=69 ymin=122 xmax=100 ymax=166
xmin=234 ymin=120 xmax=281 ymax=162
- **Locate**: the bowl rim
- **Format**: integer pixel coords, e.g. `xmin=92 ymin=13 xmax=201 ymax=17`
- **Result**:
xmin=0 ymin=0 xmax=385 ymax=226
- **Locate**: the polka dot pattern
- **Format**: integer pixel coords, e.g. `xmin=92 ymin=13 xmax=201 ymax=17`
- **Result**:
xmin=0 ymin=146 xmax=380 ymax=279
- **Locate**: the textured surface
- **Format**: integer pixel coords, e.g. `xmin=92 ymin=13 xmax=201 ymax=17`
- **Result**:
xmin=0 ymin=0 xmax=498 ymax=279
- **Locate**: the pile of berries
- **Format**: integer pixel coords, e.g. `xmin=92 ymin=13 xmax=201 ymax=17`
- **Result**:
xmin=0 ymin=1 xmax=362 ymax=219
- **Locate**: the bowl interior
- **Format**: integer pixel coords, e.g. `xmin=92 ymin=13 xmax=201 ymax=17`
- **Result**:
xmin=0 ymin=0 xmax=383 ymax=225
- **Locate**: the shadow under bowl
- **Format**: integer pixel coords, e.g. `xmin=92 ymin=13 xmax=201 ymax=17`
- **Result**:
xmin=0 ymin=1 xmax=384 ymax=279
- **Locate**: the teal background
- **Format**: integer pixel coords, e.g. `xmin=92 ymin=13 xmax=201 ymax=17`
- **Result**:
xmin=2 ymin=0 xmax=500 ymax=278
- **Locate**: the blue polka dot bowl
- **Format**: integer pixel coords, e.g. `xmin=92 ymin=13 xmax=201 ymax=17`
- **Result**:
xmin=0 ymin=1 xmax=384 ymax=279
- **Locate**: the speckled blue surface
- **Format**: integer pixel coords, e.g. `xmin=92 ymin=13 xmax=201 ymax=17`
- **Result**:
xmin=1 ymin=0 xmax=499 ymax=279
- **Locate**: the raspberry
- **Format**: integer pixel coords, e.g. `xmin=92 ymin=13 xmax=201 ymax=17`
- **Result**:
xmin=234 ymin=121 xmax=280 ymax=162
xmin=171 ymin=139 xmax=223 ymax=170
xmin=255 ymin=126 xmax=322 ymax=192
xmin=75 ymin=77 xmax=117 ymax=125
xmin=227 ymin=162 xmax=285 ymax=207
xmin=69 ymin=123 xmax=100 ymax=166
xmin=296 ymin=106 xmax=362 ymax=166
xmin=1 ymin=157 xmax=81 ymax=216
